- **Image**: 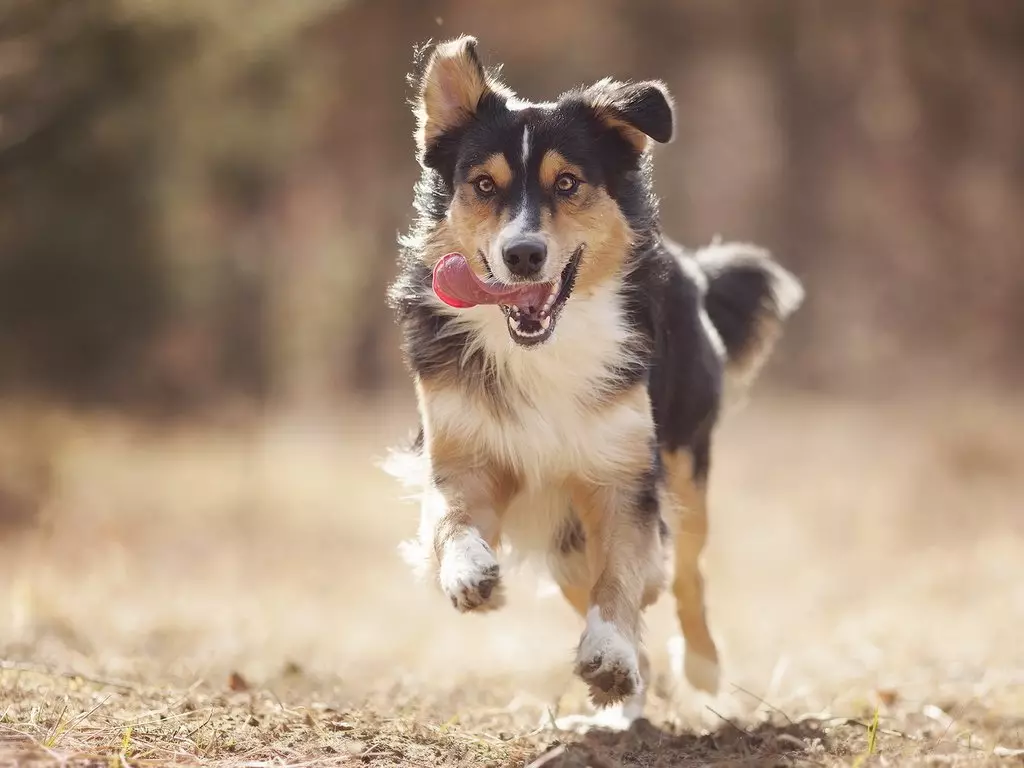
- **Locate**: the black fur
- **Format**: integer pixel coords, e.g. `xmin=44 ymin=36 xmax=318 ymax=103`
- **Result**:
xmin=581 ymin=79 xmax=675 ymax=144
xmin=634 ymin=445 xmax=664 ymax=524
xmin=621 ymin=241 xmax=723 ymax=456
xmin=392 ymin=260 xmax=506 ymax=410
xmin=556 ymin=514 xmax=586 ymax=555
xmin=703 ymin=266 xmax=773 ymax=359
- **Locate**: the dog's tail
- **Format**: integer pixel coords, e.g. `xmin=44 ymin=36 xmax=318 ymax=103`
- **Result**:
xmin=694 ymin=240 xmax=804 ymax=397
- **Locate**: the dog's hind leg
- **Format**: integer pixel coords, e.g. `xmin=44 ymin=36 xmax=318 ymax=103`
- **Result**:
xmin=664 ymin=445 xmax=720 ymax=693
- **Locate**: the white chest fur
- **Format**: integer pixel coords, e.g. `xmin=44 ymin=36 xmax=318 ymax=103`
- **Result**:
xmin=421 ymin=284 xmax=653 ymax=486
xmin=418 ymin=284 xmax=654 ymax=556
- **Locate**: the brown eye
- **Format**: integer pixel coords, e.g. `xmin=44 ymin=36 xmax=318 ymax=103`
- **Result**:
xmin=555 ymin=173 xmax=580 ymax=196
xmin=473 ymin=176 xmax=496 ymax=197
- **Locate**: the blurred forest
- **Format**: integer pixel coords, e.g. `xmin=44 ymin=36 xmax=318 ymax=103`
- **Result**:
xmin=2 ymin=0 xmax=1023 ymax=413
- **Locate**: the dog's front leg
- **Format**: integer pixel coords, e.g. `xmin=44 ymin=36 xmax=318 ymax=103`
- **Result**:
xmin=429 ymin=480 xmax=504 ymax=613
xmin=567 ymin=471 xmax=666 ymax=706
xmin=416 ymin=436 xmax=514 ymax=613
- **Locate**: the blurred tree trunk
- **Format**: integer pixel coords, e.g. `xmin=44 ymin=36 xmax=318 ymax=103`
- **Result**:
xmin=0 ymin=0 xmax=190 ymax=402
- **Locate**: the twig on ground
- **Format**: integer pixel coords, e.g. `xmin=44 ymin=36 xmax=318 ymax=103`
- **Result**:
xmin=730 ymin=683 xmax=795 ymax=725
xmin=185 ymin=710 xmax=215 ymax=740
xmin=525 ymin=744 xmax=566 ymax=768
xmin=927 ymin=698 xmax=971 ymax=754
xmin=706 ymin=706 xmax=754 ymax=741
xmin=54 ymin=694 xmax=111 ymax=748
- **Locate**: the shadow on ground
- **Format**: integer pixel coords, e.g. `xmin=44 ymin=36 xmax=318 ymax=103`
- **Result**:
xmin=529 ymin=719 xmax=830 ymax=768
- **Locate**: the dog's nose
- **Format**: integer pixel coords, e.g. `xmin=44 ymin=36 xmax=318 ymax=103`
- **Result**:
xmin=502 ymin=237 xmax=547 ymax=278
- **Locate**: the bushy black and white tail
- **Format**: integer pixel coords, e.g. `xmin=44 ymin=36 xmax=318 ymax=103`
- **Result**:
xmin=694 ymin=240 xmax=805 ymax=393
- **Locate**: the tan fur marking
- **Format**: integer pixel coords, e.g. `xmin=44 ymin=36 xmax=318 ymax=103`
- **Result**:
xmin=599 ymin=114 xmax=649 ymax=152
xmin=542 ymin=188 xmax=633 ymax=297
xmin=584 ymin=78 xmax=668 ymax=152
xmin=431 ymin=205 xmax=508 ymax=282
xmin=729 ymin=313 xmax=783 ymax=381
xmin=416 ymin=35 xmax=521 ymax=158
xmin=449 ymin=190 xmax=510 ymax=273
xmin=663 ymin=448 xmax=719 ymax=689
xmin=432 ymin=506 xmax=474 ymax=561
xmin=585 ymin=83 xmax=648 ymax=152
xmin=538 ymin=150 xmax=584 ymax=190
xmin=562 ymin=384 xmax=665 ymax=642
xmin=418 ymin=377 xmax=521 ymax=545
xmin=489 ymin=464 xmax=521 ymax=516
xmin=436 ymin=153 xmax=514 ymax=277
xmin=558 ymin=582 xmax=590 ymax=617
xmin=417 ymin=37 xmax=488 ymax=152
xmin=413 ymin=380 xmax=520 ymax=565
xmin=473 ymin=153 xmax=513 ymax=189
xmin=566 ymin=475 xmax=665 ymax=644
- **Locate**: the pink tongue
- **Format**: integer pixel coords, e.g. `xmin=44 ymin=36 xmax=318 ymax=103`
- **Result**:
xmin=432 ymin=252 xmax=550 ymax=310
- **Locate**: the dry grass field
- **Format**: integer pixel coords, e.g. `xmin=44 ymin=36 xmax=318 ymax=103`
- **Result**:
xmin=1 ymin=390 xmax=1022 ymax=767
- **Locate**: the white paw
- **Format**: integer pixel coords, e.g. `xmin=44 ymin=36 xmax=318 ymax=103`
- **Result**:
xmin=574 ymin=608 xmax=641 ymax=706
xmin=439 ymin=533 xmax=504 ymax=613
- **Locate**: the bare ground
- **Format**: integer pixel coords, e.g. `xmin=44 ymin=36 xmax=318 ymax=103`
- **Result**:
xmin=1 ymin=390 xmax=1022 ymax=767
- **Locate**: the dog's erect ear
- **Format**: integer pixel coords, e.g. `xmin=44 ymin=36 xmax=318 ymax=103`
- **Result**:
xmin=583 ymin=78 xmax=675 ymax=151
xmin=415 ymin=35 xmax=488 ymax=160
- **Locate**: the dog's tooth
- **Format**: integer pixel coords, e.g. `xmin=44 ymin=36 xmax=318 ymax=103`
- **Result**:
xmin=541 ymin=280 xmax=560 ymax=313
xmin=540 ymin=315 xmax=551 ymax=330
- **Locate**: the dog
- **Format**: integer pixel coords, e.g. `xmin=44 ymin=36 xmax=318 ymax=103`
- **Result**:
xmin=386 ymin=35 xmax=803 ymax=724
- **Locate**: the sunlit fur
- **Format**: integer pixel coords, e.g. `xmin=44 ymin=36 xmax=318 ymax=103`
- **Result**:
xmin=387 ymin=35 xmax=804 ymax=721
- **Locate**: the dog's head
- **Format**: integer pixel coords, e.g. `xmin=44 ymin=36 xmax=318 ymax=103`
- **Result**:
xmin=413 ymin=35 xmax=674 ymax=347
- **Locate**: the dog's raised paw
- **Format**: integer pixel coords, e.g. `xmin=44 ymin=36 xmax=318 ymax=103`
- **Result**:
xmin=574 ymin=610 xmax=641 ymax=706
xmin=439 ymin=534 xmax=505 ymax=613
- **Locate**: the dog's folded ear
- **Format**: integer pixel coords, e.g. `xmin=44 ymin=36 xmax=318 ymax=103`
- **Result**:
xmin=415 ymin=35 xmax=489 ymax=165
xmin=582 ymin=78 xmax=675 ymax=151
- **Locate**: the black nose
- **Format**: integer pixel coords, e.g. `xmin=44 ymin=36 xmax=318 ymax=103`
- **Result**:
xmin=502 ymin=237 xmax=547 ymax=278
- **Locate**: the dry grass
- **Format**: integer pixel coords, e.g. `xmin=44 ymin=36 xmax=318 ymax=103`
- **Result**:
xmin=1 ymin=390 xmax=1023 ymax=767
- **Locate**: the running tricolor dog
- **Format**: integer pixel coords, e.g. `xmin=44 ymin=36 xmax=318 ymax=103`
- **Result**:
xmin=387 ymin=35 xmax=804 ymax=723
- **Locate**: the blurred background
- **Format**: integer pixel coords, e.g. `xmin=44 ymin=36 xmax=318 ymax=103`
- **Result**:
xmin=1 ymin=0 xmax=1023 ymax=741
xmin=4 ymin=0 xmax=1024 ymax=412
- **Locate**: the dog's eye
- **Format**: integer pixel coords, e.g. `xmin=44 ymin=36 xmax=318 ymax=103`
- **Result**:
xmin=555 ymin=173 xmax=580 ymax=196
xmin=473 ymin=176 xmax=496 ymax=197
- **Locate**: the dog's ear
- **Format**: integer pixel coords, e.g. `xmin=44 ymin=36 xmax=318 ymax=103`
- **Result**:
xmin=582 ymin=78 xmax=675 ymax=152
xmin=415 ymin=35 xmax=488 ymax=163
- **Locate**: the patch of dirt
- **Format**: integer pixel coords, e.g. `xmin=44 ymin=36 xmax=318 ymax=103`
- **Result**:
xmin=1 ymin=392 xmax=1022 ymax=766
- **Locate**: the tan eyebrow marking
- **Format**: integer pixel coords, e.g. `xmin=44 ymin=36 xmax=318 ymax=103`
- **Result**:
xmin=539 ymin=150 xmax=585 ymax=189
xmin=468 ymin=153 xmax=513 ymax=188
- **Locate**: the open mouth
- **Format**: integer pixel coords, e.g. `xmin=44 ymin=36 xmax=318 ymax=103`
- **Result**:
xmin=499 ymin=247 xmax=582 ymax=346
xmin=431 ymin=246 xmax=584 ymax=347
